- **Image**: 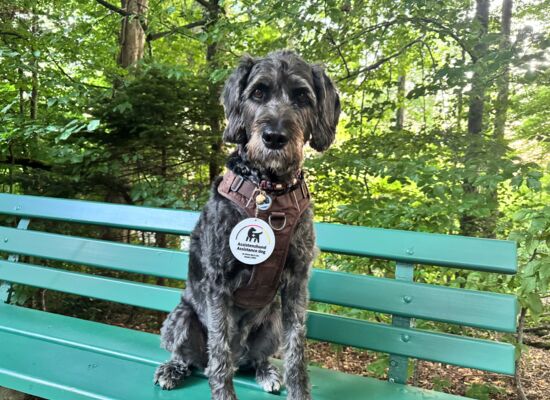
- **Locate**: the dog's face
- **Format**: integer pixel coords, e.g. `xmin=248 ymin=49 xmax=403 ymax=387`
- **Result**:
xmin=221 ymin=50 xmax=341 ymax=177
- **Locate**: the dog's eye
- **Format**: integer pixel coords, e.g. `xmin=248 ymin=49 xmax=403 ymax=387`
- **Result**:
xmin=252 ymin=88 xmax=264 ymax=100
xmin=294 ymin=90 xmax=310 ymax=106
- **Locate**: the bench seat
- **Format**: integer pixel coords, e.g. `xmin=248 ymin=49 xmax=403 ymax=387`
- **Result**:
xmin=0 ymin=302 xmax=466 ymax=400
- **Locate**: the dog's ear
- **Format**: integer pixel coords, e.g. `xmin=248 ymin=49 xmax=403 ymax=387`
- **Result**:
xmin=221 ymin=55 xmax=255 ymax=144
xmin=310 ymin=65 xmax=341 ymax=152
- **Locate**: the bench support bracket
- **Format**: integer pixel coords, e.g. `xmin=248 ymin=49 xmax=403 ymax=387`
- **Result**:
xmin=388 ymin=261 xmax=414 ymax=384
xmin=0 ymin=218 xmax=30 ymax=304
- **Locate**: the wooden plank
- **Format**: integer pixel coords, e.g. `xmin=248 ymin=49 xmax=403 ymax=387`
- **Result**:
xmin=0 ymin=226 xmax=188 ymax=280
xmin=309 ymin=269 xmax=518 ymax=332
xmin=307 ymin=312 xmax=515 ymax=375
xmin=0 ymin=261 xmax=181 ymax=312
xmin=316 ymin=223 xmax=517 ymax=273
xmin=0 ymin=193 xmax=198 ymax=235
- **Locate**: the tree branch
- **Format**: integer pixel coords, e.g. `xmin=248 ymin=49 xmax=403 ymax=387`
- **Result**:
xmin=334 ymin=16 xmax=475 ymax=62
xmin=338 ymin=37 xmax=424 ymax=82
xmin=147 ymin=19 xmax=207 ymax=41
xmin=1 ymin=157 xmax=52 ymax=171
xmin=414 ymin=17 xmax=476 ymax=61
xmin=0 ymin=31 xmax=26 ymax=39
xmin=195 ymin=0 xmax=212 ymax=9
xmin=46 ymin=51 xmax=110 ymax=89
xmin=95 ymin=0 xmax=132 ymax=16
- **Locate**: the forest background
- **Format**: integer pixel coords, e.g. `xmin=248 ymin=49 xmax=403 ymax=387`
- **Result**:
xmin=0 ymin=0 xmax=548 ymax=399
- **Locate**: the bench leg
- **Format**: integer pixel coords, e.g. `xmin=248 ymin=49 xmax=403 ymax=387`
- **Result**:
xmin=281 ymin=274 xmax=311 ymax=400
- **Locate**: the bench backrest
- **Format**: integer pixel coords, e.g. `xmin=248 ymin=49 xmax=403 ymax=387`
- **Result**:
xmin=0 ymin=193 xmax=518 ymax=385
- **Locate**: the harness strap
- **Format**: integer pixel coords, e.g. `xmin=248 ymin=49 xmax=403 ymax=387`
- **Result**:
xmin=217 ymin=170 xmax=311 ymax=308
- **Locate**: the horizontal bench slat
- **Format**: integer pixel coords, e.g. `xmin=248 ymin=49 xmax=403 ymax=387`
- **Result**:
xmin=0 ymin=226 xmax=188 ymax=280
xmin=0 ymin=194 xmax=517 ymax=272
xmin=310 ymin=270 xmax=518 ymax=332
xmin=0 ymin=254 xmax=517 ymax=331
xmin=0 ymin=261 xmax=181 ymax=311
xmin=307 ymin=312 xmax=515 ymax=375
xmin=316 ymin=223 xmax=517 ymax=273
xmin=0 ymin=193 xmax=198 ymax=235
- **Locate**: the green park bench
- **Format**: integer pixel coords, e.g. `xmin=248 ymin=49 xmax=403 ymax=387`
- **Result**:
xmin=0 ymin=193 xmax=518 ymax=399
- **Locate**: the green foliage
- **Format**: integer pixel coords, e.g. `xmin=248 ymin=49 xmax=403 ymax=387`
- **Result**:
xmin=508 ymin=174 xmax=550 ymax=317
xmin=464 ymin=383 xmax=505 ymax=400
xmin=366 ymin=354 xmax=389 ymax=378
xmin=432 ymin=377 xmax=452 ymax=392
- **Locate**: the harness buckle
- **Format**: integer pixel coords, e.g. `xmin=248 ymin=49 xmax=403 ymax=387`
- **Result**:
xmin=230 ymin=175 xmax=244 ymax=192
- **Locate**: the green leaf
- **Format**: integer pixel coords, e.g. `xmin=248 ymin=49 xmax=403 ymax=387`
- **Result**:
xmin=526 ymin=293 xmax=543 ymax=316
xmin=1 ymin=101 xmax=15 ymax=114
xmin=87 ymin=119 xmax=100 ymax=131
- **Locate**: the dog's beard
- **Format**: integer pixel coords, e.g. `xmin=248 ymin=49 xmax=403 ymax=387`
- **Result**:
xmin=246 ymin=129 xmax=304 ymax=179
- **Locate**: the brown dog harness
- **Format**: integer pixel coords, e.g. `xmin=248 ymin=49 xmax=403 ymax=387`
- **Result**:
xmin=217 ymin=170 xmax=311 ymax=308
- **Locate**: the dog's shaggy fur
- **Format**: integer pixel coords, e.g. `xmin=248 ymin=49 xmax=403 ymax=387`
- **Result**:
xmin=154 ymin=50 xmax=340 ymax=400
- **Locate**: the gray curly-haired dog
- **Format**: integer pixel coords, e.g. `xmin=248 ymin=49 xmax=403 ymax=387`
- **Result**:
xmin=153 ymin=50 xmax=340 ymax=400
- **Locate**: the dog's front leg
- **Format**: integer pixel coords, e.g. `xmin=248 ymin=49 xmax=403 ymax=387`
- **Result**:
xmin=281 ymin=273 xmax=311 ymax=400
xmin=205 ymin=290 xmax=237 ymax=400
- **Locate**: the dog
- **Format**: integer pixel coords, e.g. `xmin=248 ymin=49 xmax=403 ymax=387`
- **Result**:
xmin=154 ymin=50 xmax=340 ymax=400
xmin=246 ymin=227 xmax=262 ymax=243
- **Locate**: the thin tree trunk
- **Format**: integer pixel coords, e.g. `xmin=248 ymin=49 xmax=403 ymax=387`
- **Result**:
xmin=460 ymin=0 xmax=489 ymax=237
xmin=18 ymin=68 xmax=24 ymax=116
xmin=494 ymin=0 xmax=512 ymax=139
xmin=485 ymin=0 xmax=513 ymax=237
xmin=30 ymin=9 xmax=38 ymax=120
xmin=118 ymin=0 xmax=148 ymax=68
xmin=456 ymin=49 xmax=466 ymax=133
xmin=395 ymin=74 xmax=406 ymax=130
xmin=203 ymin=0 xmax=223 ymax=183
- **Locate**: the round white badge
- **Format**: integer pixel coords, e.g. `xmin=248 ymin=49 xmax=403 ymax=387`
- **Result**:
xmin=229 ymin=218 xmax=275 ymax=265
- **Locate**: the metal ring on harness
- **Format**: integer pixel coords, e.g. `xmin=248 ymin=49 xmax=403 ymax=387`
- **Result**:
xmin=268 ymin=213 xmax=286 ymax=231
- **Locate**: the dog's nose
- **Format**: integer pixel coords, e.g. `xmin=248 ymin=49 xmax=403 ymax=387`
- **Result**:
xmin=262 ymin=128 xmax=288 ymax=150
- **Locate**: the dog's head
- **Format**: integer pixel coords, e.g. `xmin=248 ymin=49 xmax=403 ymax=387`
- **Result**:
xmin=221 ymin=50 xmax=340 ymax=177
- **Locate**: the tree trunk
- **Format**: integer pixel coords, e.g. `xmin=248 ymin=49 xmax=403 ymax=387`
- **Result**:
xmin=203 ymin=0 xmax=224 ymax=183
xmin=493 ymin=0 xmax=512 ymax=140
xmin=30 ymin=8 xmax=38 ymax=120
xmin=459 ymin=0 xmax=489 ymax=237
xmin=118 ymin=0 xmax=148 ymax=68
xmin=395 ymin=74 xmax=406 ymax=130
xmin=484 ymin=0 xmax=513 ymax=237
xmin=18 ymin=68 xmax=24 ymax=116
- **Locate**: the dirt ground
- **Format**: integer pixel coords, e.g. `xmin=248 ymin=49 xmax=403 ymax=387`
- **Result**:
xmin=307 ymin=340 xmax=549 ymax=400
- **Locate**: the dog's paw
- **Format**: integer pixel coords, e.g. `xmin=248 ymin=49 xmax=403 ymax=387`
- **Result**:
xmin=256 ymin=363 xmax=282 ymax=394
xmin=154 ymin=360 xmax=189 ymax=390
